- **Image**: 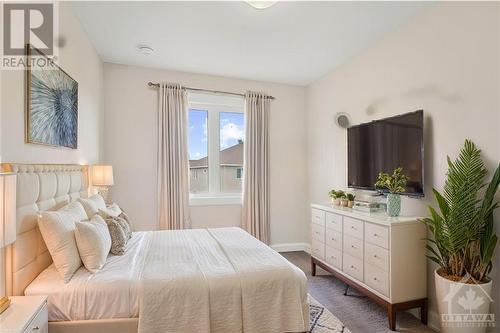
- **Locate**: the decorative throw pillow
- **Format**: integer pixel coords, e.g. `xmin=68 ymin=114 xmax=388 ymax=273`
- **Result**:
xmin=77 ymin=194 xmax=107 ymax=219
xmin=74 ymin=215 xmax=112 ymax=273
xmin=38 ymin=202 xmax=88 ymax=282
xmin=105 ymin=217 xmax=128 ymax=255
xmin=99 ymin=203 xmax=132 ymax=240
xmin=119 ymin=211 xmax=133 ymax=238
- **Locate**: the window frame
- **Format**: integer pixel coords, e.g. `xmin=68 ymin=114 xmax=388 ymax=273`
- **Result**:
xmin=188 ymin=93 xmax=245 ymax=206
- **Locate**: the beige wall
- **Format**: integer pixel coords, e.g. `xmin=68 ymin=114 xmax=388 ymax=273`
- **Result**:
xmin=306 ymin=2 xmax=500 ymax=329
xmin=0 ymin=3 xmax=104 ymax=164
xmin=103 ymin=63 xmax=309 ymax=247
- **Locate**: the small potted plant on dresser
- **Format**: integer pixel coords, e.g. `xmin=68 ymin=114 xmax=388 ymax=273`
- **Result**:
xmin=328 ymin=190 xmax=338 ymax=205
xmin=346 ymin=193 xmax=355 ymax=208
xmin=375 ymin=167 xmax=409 ymax=217
xmin=336 ymin=190 xmax=345 ymax=206
xmin=340 ymin=194 xmax=348 ymax=207
xmin=421 ymin=140 xmax=500 ymax=333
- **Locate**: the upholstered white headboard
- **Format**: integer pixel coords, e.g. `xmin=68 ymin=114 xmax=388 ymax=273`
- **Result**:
xmin=0 ymin=164 xmax=89 ymax=296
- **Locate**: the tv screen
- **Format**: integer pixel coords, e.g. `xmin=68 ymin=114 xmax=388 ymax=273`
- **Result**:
xmin=347 ymin=110 xmax=424 ymax=196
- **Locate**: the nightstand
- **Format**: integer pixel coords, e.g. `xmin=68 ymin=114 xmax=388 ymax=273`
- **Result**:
xmin=0 ymin=296 xmax=48 ymax=333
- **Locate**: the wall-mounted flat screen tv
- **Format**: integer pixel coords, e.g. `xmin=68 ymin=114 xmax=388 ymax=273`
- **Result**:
xmin=347 ymin=110 xmax=424 ymax=196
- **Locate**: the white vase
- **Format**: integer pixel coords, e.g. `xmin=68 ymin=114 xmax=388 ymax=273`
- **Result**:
xmin=435 ymin=269 xmax=493 ymax=333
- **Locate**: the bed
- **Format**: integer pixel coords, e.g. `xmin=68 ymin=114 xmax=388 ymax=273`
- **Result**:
xmin=2 ymin=164 xmax=309 ymax=333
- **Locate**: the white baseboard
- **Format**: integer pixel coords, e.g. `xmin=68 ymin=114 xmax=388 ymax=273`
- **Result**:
xmin=271 ymin=242 xmax=310 ymax=253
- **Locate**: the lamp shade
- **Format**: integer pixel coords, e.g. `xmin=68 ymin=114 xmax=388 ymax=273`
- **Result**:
xmin=92 ymin=165 xmax=114 ymax=186
xmin=0 ymin=174 xmax=16 ymax=248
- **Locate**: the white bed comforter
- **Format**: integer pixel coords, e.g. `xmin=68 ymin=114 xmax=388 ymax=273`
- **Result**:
xmin=26 ymin=228 xmax=308 ymax=332
xmin=138 ymin=227 xmax=309 ymax=333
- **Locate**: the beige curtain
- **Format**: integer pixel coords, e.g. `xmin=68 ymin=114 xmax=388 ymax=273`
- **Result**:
xmin=242 ymin=92 xmax=271 ymax=244
xmin=157 ymin=83 xmax=191 ymax=230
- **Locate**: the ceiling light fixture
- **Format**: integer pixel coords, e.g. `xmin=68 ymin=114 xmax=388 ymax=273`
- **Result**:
xmin=137 ymin=45 xmax=154 ymax=56
xmin=246 ymin=1 xmax=277 ymax=10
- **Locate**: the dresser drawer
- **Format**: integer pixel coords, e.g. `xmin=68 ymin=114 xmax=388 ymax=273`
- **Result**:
xmin=325 ymin=228 xmax=342 ymax=250
xmin=365 ymin=222 xmax=389 ymax=249
xmin=365 ymin=242 xmax=389 ymax=272
xmin=365 ymin=263 xmax=389 ymax=297
xmin=311 ymin=208 xmax=326 ymax=227
xmin=325 ymin=245 xmax=342 ymax=270
xmin=24 ymin=302 xmax=48 ymax=333
xmin=343 ymin=217 xmax=363 ymax=239
xmin=343 ymin=234 xmax=363 ymax=260
xmin=343 ymin=253 xmax=363 ymax=282
xmin=311 ymin=238 xmax=325 ymax=260
xmin=311 ymin=223 xmax=325 ymax=243
xmin=325 ymin=212 xmax=342 ymax=232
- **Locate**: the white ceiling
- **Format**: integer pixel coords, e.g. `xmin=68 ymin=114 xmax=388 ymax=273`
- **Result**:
xmin=71 ymin=1 xmax=433 ymax=86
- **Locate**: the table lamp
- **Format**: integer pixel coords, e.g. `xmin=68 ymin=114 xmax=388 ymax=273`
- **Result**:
xmin=0 ymin=173 xmax=16 ymax=314
xmin=92 ymin=165 xmax=114 ymax=204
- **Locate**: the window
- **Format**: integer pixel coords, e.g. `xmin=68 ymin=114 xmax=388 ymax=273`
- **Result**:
xmin=236 ymin=168 xmax=243 ymax=179
xmin=220 ymin=112 xmax=244 ymax=193
xmin=188 ymin=109 xmax=208 ymax=194
xmin=188 ymin=93 xmax=245 ymax=205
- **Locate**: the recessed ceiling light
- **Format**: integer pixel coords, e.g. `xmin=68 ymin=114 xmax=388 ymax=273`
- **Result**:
xmin=137 ymin=45 xmax=154 ymax=56
xmin=246 ymin=1 xmax=277 ymax=10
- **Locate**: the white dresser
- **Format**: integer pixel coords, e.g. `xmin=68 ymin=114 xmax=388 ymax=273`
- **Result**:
xmin=310 ymin=203 xmax=427 ymax=331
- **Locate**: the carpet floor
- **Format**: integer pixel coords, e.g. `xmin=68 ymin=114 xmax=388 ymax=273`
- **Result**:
xmin=283 ymin=251 xmax=436 ymax=333
xmin=310 ymin=295 xmax=351 ymax=333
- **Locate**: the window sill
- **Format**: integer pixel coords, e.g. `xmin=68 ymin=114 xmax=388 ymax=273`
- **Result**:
xmin=189 ymin=195 xmax=243 ymax=206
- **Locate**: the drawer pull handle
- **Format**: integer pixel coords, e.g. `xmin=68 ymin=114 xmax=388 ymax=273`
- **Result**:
xmin=351 ymin=245 xmax=356 ymax=249
xmin=373 ymin=254 xmax=378 ymax=258
xmin=373 ymin=277 xmax=377 ymax=281
xmin=331 ymin=238 xmax=335 ymax=241
xmin=315 ymin=231 xmax=319 ymax=234
xmin=351 ymin=226 xmax=355 ymax=229
xmin=32 ymin=327 xmax=40 ymax=331
xmin=373 ymin=233 xmax=378 ymax=237
xmin=350 ymin=265 xmax=356 ymax=270
xmin=330 ymin=256 xmax=335 ymax=259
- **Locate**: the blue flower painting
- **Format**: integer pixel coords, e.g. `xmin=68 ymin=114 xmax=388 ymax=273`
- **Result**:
xmin=27 ymin=46 xmax=78 ymax=149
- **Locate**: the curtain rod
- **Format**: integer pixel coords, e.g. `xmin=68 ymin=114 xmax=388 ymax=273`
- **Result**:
xmin=147 ymin=82 xmax=275 ymax=100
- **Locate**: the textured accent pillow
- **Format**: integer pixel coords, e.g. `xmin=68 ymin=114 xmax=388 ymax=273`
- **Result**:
xmin=119 ymin=211 xmax=133 ymax=238
xmin=99 ymin=204 xmax=132 ymax=240
xmin=78 ymin=194 xmax=107 ymax=218
xmin=38 ymin=202 xmax=88 ymax=282
xmin=105 ymin=216 xmax=128 ymax=255
xmin=75 ymin=215 xmax=112 ymax=273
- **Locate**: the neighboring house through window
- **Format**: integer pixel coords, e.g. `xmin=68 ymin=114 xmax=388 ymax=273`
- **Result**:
xmin=188 ymin=92 xmax=245 ymax=205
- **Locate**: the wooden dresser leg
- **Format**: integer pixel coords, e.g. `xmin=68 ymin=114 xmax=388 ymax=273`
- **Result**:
xmin=420 ymin=300 xmax=428 ymax=325
xmin=387 ymin=304 xmax=397 ymax=331
xmin=311 ymin=258 xmax=316 ymax=276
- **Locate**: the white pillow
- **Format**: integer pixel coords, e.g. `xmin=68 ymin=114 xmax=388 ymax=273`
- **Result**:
xmin=78 ymin=194 xmax=106 ymax=218
xmin=99 ymin=203 xmax=122 ymax=218
xmin=75 ymin=215 xmax=112 ymax=273
xmin=38 ymin=202 xmax=88 ymax=282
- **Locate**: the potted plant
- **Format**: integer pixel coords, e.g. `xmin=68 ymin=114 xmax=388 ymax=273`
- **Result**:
xmin=328 ymin=189 xmax=337 ymax=205
xmin=334 ymin=190 xmax=345 ymax=206
xmin=340 ymin=194 xmax=348 ymax=207
xmin=346 ymin=193 xmax=355 ymax=208
xmin=421 ymin=140 xmax=500 ymax=333
xmin=374 ymin=167 xmax=409 ymax=217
